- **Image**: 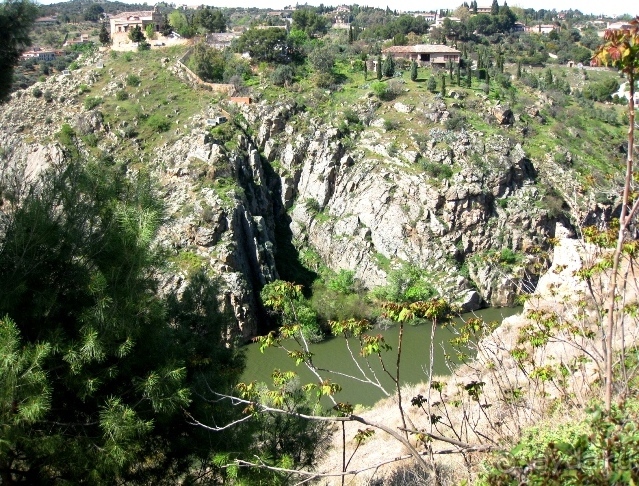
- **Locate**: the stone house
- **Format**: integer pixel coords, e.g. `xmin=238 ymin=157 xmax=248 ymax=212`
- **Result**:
xmin=109 ymin=7 xmax=164 ymax=34
xmin=381 ymin=44 xmax=461 ymax=66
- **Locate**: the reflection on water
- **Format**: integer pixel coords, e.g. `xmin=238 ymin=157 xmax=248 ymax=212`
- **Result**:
xmin=242 ymin=307 xmax=522 ymax=407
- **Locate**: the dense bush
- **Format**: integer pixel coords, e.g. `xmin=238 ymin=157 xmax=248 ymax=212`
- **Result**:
xmin=421 ymin=159 xmax=454 ymax=180
xmin=126 ymin=74 xmax=141 ymax=87
xmin=147 ymin=114 xmax=171 ymax=132
xmin=479 ymin=403 xmax=639 ymax=485
xmin=582 ymin=78 xmax=620 ymax=102
xmin=83 ymin=96 xmax=102 ymax=110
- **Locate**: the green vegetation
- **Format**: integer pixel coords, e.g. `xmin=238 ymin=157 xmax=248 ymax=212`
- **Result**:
xmin=0 ymin=0 xmax=38 ymax=100
xmin=0 ymin=156 xmax=245 ymax=483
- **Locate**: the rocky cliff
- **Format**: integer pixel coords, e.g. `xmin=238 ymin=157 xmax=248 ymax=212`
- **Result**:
xmin=0 ymin=50 xmax=614 ymax=339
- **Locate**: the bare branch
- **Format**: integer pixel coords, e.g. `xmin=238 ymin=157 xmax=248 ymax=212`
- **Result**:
xmin=227 ymin=454 xmax=416 ymax=482
xmin=399 ymin=427 xmax=495 ymax=452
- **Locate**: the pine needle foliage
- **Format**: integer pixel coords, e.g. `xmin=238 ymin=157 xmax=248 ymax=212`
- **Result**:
xmin=0 ymin=153 xmax=245 ymax=483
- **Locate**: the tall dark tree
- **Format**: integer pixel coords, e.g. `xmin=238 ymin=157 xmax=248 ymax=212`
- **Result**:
xmin=99 ymin=22 xmax=111 ymax=45
xmin=376 ymin=54 xmax=382 ymax=80
xmin=382 ymin=54 xmax=395 ymax=78
xmin=128 ymin=25 xmax=146 ymax=43
xmin=491 ymin=0 xmax=499 ymax=15
xmin=0 ymin=0 xmax=38 ymax=101
xmin=410 ymin=59 xmax=417 ymax=81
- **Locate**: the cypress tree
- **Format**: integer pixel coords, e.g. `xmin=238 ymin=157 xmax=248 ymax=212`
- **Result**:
xmin=410 ymin=60 xmax=417 ymax=82
xmin=383 ymin=55 xmax=395 ymax=78
xmin=441 ymin=73 xmax=446 ymax=97
xmin=427 ymin=75 xmax=437 ymax=92
xmin=456 ymin=64 xmax=461 ymax=86
xmin=99 ymin=22 xmax=111 ymax=46
xmin=467 ymin=67 xmax=472 ymax=88
xmin=516 ymin=60 xmax=522 ymax=79
xmin=376 ymin=55 xmax=382 ymax=80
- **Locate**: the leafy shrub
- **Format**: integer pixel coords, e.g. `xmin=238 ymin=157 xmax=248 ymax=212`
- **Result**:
xmin=84 ymin=96 xmax=103 ymax=110
xmin=43 ymin=90 xmax=53 ymax=102
xmin=115 ymin=90 xmax=129 ymax=101
xmin=327 ymin=270 xmax=356 ymax=294
xmin=383 ymin=119 xmax=399 ymax=131
xmin=373 ymin=263 xmax=437 ymax=304
xmin=371 ymin=81 xmax=389 ymax=100
xmin=32 ymin=87 xmax=42 ymax=98
xmin=270 ymin=64 xmax=294 ymax=86
xmin=304 ymin=198 xmax=321 ymax=215
xmin=420 ymin=159 xmax=453 ymax=180
xmin=582 ymin=77 xmax=620 ymax=102
xmin=521 ymin=74 xmax=539 ymax=89
xmin=126 ymin=74 xmax=141 ymax=87
xmin=314 ymin=72 xmax=335 ymax=89
xmin=57 ymin=123 xmax=75 ymax=147
xmin=499 ymin=248 xmax=520 ymax=265
xmin=82 ymin=133 xmax=99 ymax=147
xmin=445 ymin=112 xmax=467 ymax=131
xmin=478 ymin=403 xmax=639 ymax=486
xmin=120 ymin=125 xmax=137 ymax=139
xmin=78 ymin=84 xmax=90 ymax=94
xmin=122 ymin=52 xmax=132 ymax=62
xmin=146 ymin=114 xmax=171 ymax=132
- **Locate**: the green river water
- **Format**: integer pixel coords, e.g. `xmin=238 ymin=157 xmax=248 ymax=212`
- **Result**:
xmin=242 ymin=306 xmax=522 ymax=407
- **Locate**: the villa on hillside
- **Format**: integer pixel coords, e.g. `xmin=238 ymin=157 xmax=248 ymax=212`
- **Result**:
xmin=381 ymin=44 xmax=460 ymax=66
xmin=109 ymin=7 xmax=164 ymax=34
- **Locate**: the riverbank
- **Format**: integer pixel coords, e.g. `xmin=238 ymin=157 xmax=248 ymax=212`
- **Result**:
xmin=295 ymin=238 xmax=639 ymax=485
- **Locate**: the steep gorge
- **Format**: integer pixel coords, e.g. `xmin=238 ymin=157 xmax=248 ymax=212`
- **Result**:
xmin=0 ymin=49 xmax=618 ymax=339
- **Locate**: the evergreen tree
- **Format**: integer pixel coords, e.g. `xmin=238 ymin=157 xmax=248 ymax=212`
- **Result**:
xmin=376 ymin=54 xmax=382 ymax=80
xmin=99 ymin=22 xmax=111 ymax=46
xmin=383 ymin=54 xmax=395 ymax=78
xmin=456 ymin=64 xmax=461 ymax=85
xmin=0 ymin=0 xmax=38 ymax=101
xmin=161 ymin=14 xmax=173 ymax=36
xmin=0 ymin=149 xmax=245 ymax=483
xmin=348 ymin=24 xmax=353 ymax=43
xmin=517 ymin=60 xmax=522 ymax=79
xmin=410 ymin=60 xmax=417 ymax=81
xmin=467 ymin=67 xmax=472 ymax=88
xmin=544 ymin=68 xmax=554 ymax=87
xmin=491 ymin=0 xmax=499 ymax=15
xmin=128 ymin=25 xmax=146 ymax=43
xmin=440 ymin=73 xmax=446 ymax=96
xmin=427 ymin=75 xmax=437 ymax=92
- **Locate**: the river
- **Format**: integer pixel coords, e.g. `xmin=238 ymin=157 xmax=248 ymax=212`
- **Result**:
xmin=241 ymin=307 xmax=522 ymax=407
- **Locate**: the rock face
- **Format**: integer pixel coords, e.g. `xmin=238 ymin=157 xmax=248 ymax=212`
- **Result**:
xmin=0 ymin=52 xmax=598 ymax=337
xmin=239 ymin=101 xmax=567 ymax=309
